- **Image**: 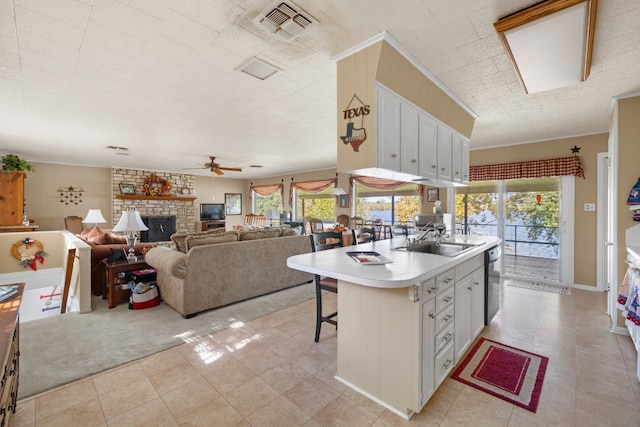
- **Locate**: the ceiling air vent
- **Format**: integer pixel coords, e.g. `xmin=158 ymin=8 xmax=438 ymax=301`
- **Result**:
xmin=254 ymin=1 xmax=316 ymax=42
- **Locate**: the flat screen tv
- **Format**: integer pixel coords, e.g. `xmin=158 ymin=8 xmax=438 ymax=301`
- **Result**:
xmin=200 ymin=203 xmax=225 ymax=221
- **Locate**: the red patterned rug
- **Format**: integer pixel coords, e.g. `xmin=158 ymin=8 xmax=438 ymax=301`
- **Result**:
xmin=451 ymin=338 xmax=548 ymax=412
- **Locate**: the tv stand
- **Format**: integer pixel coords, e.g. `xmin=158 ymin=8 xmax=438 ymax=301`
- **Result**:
xmin=201 ymin=220 xmax=225 ymax=231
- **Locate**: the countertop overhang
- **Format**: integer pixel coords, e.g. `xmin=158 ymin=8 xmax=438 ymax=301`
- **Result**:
xmin=287 ymin=235 xmax=501 ymax=288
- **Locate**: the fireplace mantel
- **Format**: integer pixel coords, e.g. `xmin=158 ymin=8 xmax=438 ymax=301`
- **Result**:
xmin=116 ymin=195 xmax=196 ymax=202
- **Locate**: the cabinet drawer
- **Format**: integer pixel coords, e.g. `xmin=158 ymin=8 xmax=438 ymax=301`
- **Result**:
xmin=422 ymin=278 xmax=438 ymax=298
xmin=436 ymin=269 xmax=455 ymax=292
xmin=434 ymin=322 xmax=454 ymax=354
xmin=435 ymin=341 xmax=455 ymax=386
xmin=435 ymin=286 xmax=454 ymax=313
xmin=435 ymin=304 xmax=454 ymax=333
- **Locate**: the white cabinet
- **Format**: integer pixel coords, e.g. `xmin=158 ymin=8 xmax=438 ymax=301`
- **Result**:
xmin=452 ymin=133 xmax=470 ymax=185
xmin=420 ymin=294 xmax=435 ymax=405
xmin=454 ymin=255 xmax=485 ymax=363
xmin=437 ymin=126 xmax=452 ymax=181
xmin=418 ymin=114 xmax=438 ymax=180
xmin=461 ymin=137 xmax=470 ymax=184
xmin=377 ymin=86 xmax=402 ymax=171
xmin=400 ymin=102 xmax=420 ymax=176
xmin=375 ymin=83 xmax=469 ymax=184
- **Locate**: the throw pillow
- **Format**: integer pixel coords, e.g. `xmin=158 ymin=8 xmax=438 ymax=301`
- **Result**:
xmin=185 ymin=233 xmax=238 ymax=250
xmin=89 ymin=231 xmax=112 ymax=245
xmin=108 ymin=233 xmax=127 ymax=244
xmin=171 ymin=233 xmax=188 ymax=252
xmin=86 ymin=226 xmax=102 ymax=241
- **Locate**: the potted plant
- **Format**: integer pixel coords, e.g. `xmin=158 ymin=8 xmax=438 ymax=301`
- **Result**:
xmin=1 ymin=154 xmax=35 ymax=172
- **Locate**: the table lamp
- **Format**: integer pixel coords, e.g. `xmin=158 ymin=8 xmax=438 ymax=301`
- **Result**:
xmin=266 ymin=209 xmax=278 ymax=226
xmin=112 ymin=209 xmax=148 ymax=262
xmin=82 ymin=209 xmax=107 ymax=229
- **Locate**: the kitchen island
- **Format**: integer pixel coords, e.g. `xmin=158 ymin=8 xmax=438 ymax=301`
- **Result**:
xmin=287 ymin=234 xmax=500 ymax=419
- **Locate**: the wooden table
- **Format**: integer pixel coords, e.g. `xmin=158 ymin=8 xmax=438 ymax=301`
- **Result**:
xmin=104 ymin=259 xmax=150 ymax=308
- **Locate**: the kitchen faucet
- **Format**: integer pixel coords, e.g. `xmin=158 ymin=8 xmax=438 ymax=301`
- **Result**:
xmin=410 ymin=222 xmax=447 ymax=246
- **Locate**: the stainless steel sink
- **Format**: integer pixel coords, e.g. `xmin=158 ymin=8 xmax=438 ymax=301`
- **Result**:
xmin=392 ymin=241 xmax=480 ymax=257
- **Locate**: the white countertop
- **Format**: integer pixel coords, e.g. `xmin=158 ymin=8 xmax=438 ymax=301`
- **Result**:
xmin=287 ymin=235 xmax=500 ymax=288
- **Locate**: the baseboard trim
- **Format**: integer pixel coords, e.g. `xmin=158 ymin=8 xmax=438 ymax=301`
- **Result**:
xmin=573 ymin=283 xmax=599 ymax=291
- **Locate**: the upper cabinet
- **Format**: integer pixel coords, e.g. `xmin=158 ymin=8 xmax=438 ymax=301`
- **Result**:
xmin=375 ymin=83 xmax=468 ymax=186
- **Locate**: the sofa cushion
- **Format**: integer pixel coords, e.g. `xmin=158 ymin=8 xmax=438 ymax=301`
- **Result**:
xmin=185 ymin=232 xmax=238 ymax=251
xmin=239 ymin=229 xmax=281 ymax=241
xmin=281 ymin=226 xmax=302 ymax=236
xmin=171 ymin=228 xmax=229 ymax=252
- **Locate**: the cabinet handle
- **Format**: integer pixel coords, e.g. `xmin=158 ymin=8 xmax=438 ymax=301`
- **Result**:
xmin=455 ymin=171 xmax=459 ymax=175
xmin=411 ymin=159 xmax=417 ymax=163
xmin=474 ymin=281 xmax=479 ymax=286
xmin=426 ymin=286 xmax=437 ymax=294
xmin=443 ymin=359 xmax=453 ymax=369
xmin=443 ymin=278 xmax=452 ymax=283
xmin=431 ymin=165 xmax=436 ymax=169
xmin=444 ymin=296 xmax=453 ymax=303
xmin=467 ymin=286 xmax=472 ymax=291
xmin=441 ymin=167 xmax=445 ymax=171
xmin=443 ymin=333 xmax=453 ymax=342
xmin=429 ymin=313 xmax=435 ymax=319
xmin=444 ymin=314 xmax=452 ymax=322
xmin=391 ymin=153 xmax=397 ymax=158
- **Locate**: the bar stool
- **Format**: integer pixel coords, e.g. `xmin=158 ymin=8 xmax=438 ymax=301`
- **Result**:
xmin=310 ymin=231 xmax=343 ymax=342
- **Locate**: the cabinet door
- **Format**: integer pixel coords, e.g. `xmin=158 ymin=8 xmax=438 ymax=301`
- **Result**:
xmin=437 ymin=126 xmax=452 ymax=181
xmin=0 ymin=172 xmax=25 ymax=226
xmin=377 ymin=87 xmax=401 ymax=171
xmin=452 ymin=134 xmax=463 ymax=184
xmin=421 ymin=296 xmax=436 ymax=407
xmin=454 ymin=276 xmax=472 ymax=363
xmin=418 ymin=113 xmax=438 ymax=180
xmin=400 ymin=103 xmax=420 ymax=175
xmin=461 ymin=137 xmax=470 ymax=185
xmin=471 ymin=267 xmax=485 ymax=338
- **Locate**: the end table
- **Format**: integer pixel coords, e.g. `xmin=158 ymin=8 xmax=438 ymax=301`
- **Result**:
xmin=104 ymin=259 xmax=150 ymax=308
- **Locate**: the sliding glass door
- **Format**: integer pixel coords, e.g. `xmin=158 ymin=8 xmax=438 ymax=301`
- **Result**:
xmin=456 ymin=176 xmax=572 ymax=285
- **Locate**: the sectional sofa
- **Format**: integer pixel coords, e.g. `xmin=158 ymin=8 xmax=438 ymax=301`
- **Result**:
xmin=144 ymin=228 xmax=313 ymax=318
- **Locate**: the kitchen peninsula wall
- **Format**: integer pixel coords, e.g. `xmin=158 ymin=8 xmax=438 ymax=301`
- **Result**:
xmin=335 ymin=32 xmax=475 ymax=181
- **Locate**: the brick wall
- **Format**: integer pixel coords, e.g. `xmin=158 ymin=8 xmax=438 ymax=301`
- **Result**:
xmin=111 ymin=169 xmax=197 ymax=240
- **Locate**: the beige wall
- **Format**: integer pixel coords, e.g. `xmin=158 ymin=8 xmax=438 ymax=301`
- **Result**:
xmin=194 ymin=175 xmax=246 ymax=230
xmin=470 ymin=133 xmax=608 ymax=287
xmin=24 ymin=162 xmax=112 ymax=231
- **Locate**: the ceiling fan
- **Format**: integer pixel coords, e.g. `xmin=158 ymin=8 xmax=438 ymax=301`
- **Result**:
xmin=183 ymin=156 xmax=242 ymax=175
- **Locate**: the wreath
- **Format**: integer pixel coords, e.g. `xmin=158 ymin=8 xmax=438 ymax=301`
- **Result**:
xmin=11 ymin=237 xmax=47 ymax=271
xmin=142 ymin=174 xmax=172 ymax=196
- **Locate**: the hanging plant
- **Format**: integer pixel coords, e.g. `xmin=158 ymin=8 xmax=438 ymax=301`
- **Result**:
xmin=1 ymin=154 xmax=35 ymax=172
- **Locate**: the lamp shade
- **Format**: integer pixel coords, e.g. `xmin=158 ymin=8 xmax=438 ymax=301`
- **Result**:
xmin=82 ymin=209 xmax=106 ymax=224
xmin=332 ymin=187 xmax=346 ymax=195
xmin=112 ymin=209 xmax=148 ymax=232
xmin=266 ymin=209 xmax=278 ymax=219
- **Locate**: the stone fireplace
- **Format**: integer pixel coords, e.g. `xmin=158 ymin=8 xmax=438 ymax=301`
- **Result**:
xmin=112 ymin=169 xmax=197 ymax=242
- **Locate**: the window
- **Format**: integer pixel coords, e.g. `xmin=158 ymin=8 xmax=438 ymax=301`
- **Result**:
xmin=294 ymin=186 xmax=336 ymax=221
xmin=354 ymin=182 xmax=419 ymax=225
xmin=250 ymin=184 xmax=283 ymax=215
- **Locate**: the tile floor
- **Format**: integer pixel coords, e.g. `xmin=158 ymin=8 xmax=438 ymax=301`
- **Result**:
xmin=11 ymin=284 xmax=640 ymax=427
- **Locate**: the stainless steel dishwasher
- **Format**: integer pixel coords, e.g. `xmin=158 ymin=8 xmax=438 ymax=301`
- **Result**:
xmin=484 ymin=245 xmax=501 ymax=325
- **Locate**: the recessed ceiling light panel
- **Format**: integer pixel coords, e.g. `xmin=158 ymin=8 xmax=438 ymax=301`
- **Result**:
xmin=236 ymin=57 xmax=282 ymax=80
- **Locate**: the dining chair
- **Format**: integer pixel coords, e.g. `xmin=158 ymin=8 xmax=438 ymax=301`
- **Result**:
xmin=310 ymin=231 xmax=344 ymax=342
xmin=352 ymin=227 xmax=377 ymax=245
xmin=350 ymin=216 xmax=365 ymax=229
xmin=306 ymin=217 xmax=324 ymax=234
xmin=336 ymin=214 xmax=350 ymax=228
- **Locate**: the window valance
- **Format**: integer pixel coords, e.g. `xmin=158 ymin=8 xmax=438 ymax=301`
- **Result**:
xmin=469 ymin=156 xmax=585 ymax=181
xmin=289 ymin=179 xmax=337 ymax=207
xmin=349 ymin=176 xmax=424 ymax=200
xmin=250 ymin=184 xmax=283 ymax=209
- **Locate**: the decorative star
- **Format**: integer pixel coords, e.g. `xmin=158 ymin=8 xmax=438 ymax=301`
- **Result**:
xmin=571 ymin=145 xmax=581 ymax=154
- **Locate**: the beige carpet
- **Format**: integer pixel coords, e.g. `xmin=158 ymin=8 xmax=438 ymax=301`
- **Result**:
xmin=19 ymin=282 xmax=315 ymax=399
